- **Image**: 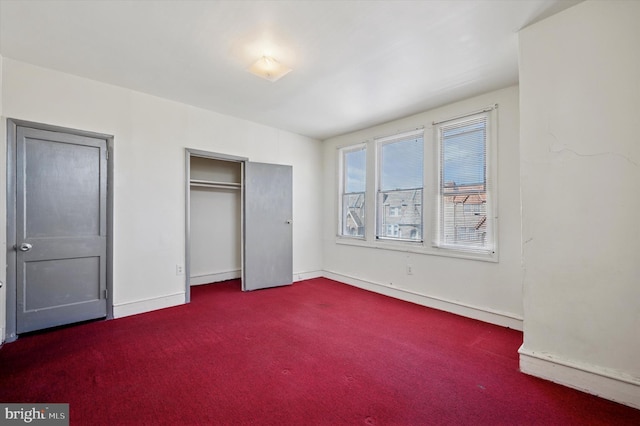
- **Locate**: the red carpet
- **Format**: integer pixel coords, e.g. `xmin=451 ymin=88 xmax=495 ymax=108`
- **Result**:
xmin=1 ymin=278 xmax=638 ymax=425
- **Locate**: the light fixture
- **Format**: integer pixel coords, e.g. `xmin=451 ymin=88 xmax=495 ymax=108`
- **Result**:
xmin=247 ymin=56 xmax=292 ymax=82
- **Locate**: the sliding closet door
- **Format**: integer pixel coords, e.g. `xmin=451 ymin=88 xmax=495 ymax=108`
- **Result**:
xmin=243 ymin=162 xmax=293 ymax=291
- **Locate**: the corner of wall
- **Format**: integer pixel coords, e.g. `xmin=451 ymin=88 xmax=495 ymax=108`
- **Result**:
xmin=519 ymin=346 xmax=640 ymax=409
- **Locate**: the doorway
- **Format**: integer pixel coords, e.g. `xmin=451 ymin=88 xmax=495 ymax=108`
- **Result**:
xmin=5 ymin=119 xmax=113 ymax=341
xmin=185 ymin=149 xmax=246 ymax=302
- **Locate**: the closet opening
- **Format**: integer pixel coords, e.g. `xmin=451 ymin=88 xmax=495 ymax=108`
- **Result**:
xmin=185 ymin=149 xmax=247 ymax=302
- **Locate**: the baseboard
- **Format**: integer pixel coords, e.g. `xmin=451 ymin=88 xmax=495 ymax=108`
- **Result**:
xmin=519 ymin=345 xmax=640 ymax=409
xmin=190 ymin=270 xmax=322 ymax=286
xmin=323 ymin=270 xmax=523 ymax=331
xmin=190 ymin=270 xmax=241 ymax=285
xmin=113 ymin=292 xmax=185 ymax=318
xmin=294 ymin=270 xmax=324 ymax=282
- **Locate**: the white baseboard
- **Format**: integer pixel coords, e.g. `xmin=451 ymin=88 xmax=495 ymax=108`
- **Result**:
xmin=323 ymin=270 xmax=523 ymax=331
xmin=190 ymin=270 xmax=241 ymax=285
xmin=113 ymin=292 xmax=185 ymax=318
xmin=519 ymin=345 xmax=640 ymax=409
xmin=293 ymin=270 xmax=324 ymax=282
xmin=190 ymin=270 xmax=322 ymax=286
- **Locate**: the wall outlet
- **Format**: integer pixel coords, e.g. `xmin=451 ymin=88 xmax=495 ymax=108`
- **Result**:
xmin=406 ymin=264 xmax=413 ymax=275
xmin=176 ymin=265 xmax=184 ymax=276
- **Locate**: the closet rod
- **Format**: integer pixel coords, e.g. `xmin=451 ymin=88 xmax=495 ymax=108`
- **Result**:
xmin=190 ymin=181 xmax=241 ymax=190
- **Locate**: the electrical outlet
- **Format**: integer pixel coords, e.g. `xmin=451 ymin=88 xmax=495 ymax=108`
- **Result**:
xmin=406 ymin=264 xmax=413 ymax=275
xmin=176 ymin=265 xmax=184 ymax=276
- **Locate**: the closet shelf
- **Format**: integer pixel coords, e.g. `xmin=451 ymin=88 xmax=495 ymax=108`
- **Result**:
xmin=190 ymin=179 xmax=241 ymax=190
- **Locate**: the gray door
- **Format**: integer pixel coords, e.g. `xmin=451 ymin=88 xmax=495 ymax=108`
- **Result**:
xmin=14 ymin=126 xmax=108 ymax=333
xmin=243 ymin=162 xmax=293 ymax=291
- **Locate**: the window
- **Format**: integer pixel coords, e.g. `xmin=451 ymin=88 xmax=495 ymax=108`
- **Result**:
xmin=336 ymin=105 xmax=497 ymax=261
xmin=436 ymin=113 xmax=493 ymax=252
xmin=339 ymin=145 xmax=366 ymax=237
xmin=386 ymin=224 xmax=400 ymax=237
xmin=376 ymin=130 xmax=423 ymax=241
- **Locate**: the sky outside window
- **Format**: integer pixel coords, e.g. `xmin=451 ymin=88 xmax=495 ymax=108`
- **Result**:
xmin=345 ymin=149 xmax=366 ymax=193
xmin=380 ymin=138 xmax=423 ymax=191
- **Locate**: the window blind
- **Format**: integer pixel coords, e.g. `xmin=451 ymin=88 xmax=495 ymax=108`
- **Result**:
xmin=441 ymin=116 xmax=486 ymax=190
xmin=438 ymin=115 xmax=490 ymax=251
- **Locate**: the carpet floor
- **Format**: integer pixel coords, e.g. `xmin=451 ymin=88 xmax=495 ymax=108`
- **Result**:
xmin=1 ymin=278 xmax=638 ymax=425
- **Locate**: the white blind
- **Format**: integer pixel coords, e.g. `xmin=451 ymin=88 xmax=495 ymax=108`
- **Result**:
xmin=440 ymin=116 xmax=486 ymax=190
xmin=438 ymin=115 xmax=491 ymax=251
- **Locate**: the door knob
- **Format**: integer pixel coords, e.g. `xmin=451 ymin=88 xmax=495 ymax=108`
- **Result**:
xmin=18 ymin=243 xmax=32 ymax=252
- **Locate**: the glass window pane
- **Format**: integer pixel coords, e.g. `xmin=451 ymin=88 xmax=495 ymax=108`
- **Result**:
xmin=342 ymin=193 xmax=365 ymax=237
xmin=380 ymin=138 xmax=423 ymax=191
xmin=340 ymin=146 xmax=366 ymax=237
xmin=376 ymin=134 xmax=423 ymax=242
xmin=377 ymin=189 xmax=422 ymax=241
xmin=344 ymin=149 xmax=366 ymax=193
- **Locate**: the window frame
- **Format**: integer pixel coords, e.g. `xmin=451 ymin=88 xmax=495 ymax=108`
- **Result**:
xmin=337 ymin=143 xmax=367 ymax=239
xmin=433 ymin=109 xmax=497 ymax=255
xmin=375 ymin=129 xmax=425 ymax=243
xmin=335 ymin=106 xmax=498 ymax=263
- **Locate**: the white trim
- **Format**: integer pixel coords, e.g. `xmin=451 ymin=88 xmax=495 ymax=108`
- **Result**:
xmin=113 ymin=292 xmax=185 ymax=318
xmin=190 ymin=269 xmax=241 ymax=285
xmin=335 ymin=237 xmax=498 ymax=263
xmin=433 ymin=108 xmax=498 ymax=256
xmin=432 ymin=104 xmax=498 ymax=126
xmin=293 ymin=270 xmax=324 ymax=282
xmin=336 ymin=140 xmax=368 ymax=152
xmin=323 ymin=270 xmax=522 ymax=330
xmin=374 ymin=127 xmax=424 ymax=144
xmin=519 ymin=346 xmax=640 ymax=409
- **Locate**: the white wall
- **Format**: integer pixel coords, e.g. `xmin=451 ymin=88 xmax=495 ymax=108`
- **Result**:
xmin=190 ymin=188 xmax=241 ymax=284
xmin=322 ymin=86 xmax=523 ymax=329
xmin=0 ymin=59 xmax=324 ymax=339
xmin=519 ymin=0 xmax=640 ymax=408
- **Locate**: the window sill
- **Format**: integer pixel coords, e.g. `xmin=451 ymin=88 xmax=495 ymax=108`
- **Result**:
xmin=335 ymin=236 xmax=498 ymax=263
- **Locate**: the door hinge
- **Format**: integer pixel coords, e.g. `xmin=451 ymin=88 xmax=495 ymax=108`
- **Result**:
xmin=105 ymin=150 xmax=109 ymax=160
xmin=103 ymin=289 xmax=108 ymax=299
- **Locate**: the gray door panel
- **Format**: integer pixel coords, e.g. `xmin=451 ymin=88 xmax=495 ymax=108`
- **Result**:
xmin=15 ymin=126 xmax=107 ymax=333
xmin=243 ymin=162 xmax=293 ymax=291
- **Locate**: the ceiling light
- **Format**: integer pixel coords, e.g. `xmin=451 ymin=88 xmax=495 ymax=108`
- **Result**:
xmin=247 ymin=56 xmax=292 ymax=82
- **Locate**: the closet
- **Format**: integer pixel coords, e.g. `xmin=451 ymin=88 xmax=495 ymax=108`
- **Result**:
xmin=187 ymin=153 xmax=243 ymax=296
xmin=185 ymin=149 xmax=293 ymax=301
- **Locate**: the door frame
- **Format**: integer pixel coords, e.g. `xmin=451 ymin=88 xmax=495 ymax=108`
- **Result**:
xmin=5 ymin=119 xmax=114 ymax=342
xmin=184 ymin=148 xmax=247 ymax=303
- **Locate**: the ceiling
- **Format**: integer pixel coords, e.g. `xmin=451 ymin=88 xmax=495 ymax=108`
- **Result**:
xmin=0 ymin=0 xmax=580 ymax=140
